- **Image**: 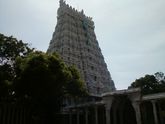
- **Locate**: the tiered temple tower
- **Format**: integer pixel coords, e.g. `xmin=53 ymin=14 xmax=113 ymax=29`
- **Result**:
xmin=47 ymin=0 xmax=115 ymax=95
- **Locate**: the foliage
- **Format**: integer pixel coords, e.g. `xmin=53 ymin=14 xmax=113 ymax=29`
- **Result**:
xmin=66 ymin=66 xmax=87 ymax=97
xmin=0 ymin=33 xmax=33 ymax=65
xmin=14 ymin=52 xmax=67 ymax=110
xmin=0 ymin=33 xmax=33 ymax=99
xmin=129 ymin=72 xmax=165 ymax=95
xmin=155 ymin=72 xmax=165 ymax=82
xmin=0 ymin=63 xmax=13 ymax=98
xmin=0 ymin=33 xmax=87 ymax=118
xmin=14 ymin=52 xmax=87 ymax=112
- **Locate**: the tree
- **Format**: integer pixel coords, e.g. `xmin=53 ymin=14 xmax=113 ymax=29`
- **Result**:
xmin=155 ymin=72 xmax=165 ymax=82
xmin=129 ymin=72 xmax=165 ymax=95
xmin=0 ymin=64 xmax=13 ymax=98
xmin=14 ymin=52 xmax=68 ymax=109
xmin=0 ymin=33 xmax=87 ymax=122
xmin=0 ymin=33 xmax=33 ymax=65
xmin=0 ymin=33 xmax=34 ymax=99
xmin=14 ymin=52 xmax=87 ymax=115
xmin=66 ymin=66 xmax=87 ymax=97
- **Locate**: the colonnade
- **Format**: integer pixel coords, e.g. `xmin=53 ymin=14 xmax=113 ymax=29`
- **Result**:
xmin=102 ymin=89 xmax=165 ymax=124
xmin=0 ymin=90 xmax=164 ymax=124
xmin=104 ymin=99 xmax=164 ymax=124
xmin=65 ymin=89 xmax=165 ymax=124
xmin=67 ymin=105 xmax=106 ymax=124
xmin=0 ymin=103 xmax=32 ymax=124
xmin=104 ymin=98 xmax=139 ymax=124
xmin=141 ymin=99 xmax=165 ymax=124
xmin=151 ymin=100 xmax=159 ymax=124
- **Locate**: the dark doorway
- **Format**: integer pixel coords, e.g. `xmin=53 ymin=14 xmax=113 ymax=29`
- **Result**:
xmin=98 ymin=105 xmax=106 ymax=124
xmin=140 ymin=101 xmax=155 ymax=124
xmin=110 ymin=95 xmax=137 ymax=124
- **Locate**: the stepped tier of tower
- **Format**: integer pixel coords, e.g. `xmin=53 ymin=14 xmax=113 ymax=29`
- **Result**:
xmin=47 ymin=0 xmax=115 ymax=95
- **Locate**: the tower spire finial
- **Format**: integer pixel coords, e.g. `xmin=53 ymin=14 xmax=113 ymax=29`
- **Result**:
xmin=59 ymin=0 xmax=65 ymax=6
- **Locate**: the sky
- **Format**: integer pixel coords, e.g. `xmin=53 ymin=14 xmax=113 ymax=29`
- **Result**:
xmin=0 ymin=0 xmax=165 ymax=90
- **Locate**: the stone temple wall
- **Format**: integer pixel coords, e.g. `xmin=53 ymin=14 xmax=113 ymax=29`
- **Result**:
xmin=47 ymin=0 xmax=115 ymax=95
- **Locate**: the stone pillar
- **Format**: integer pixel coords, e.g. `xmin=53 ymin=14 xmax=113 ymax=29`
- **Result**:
xmin=98 ymin=106 xmax=106 ymax=124
xmin=85 ymin=108 xmax=88 ymax=124
xmin=132 ymin=102 xmax=142 ymax=124
xmin=0 ymin=105 xmax=2 ymax=123
xmin=95 ymin=106 xmax=98 ymax=124
xmin=2 ymin=104 xmax=7 ymax=124
xmin=23 ymin=108 xmax=26 ymax=124
xmin=77 ymin=110 xmax=80 ymax=124
xmin=104 ymin=98 xmax=113 ymax=124
xmin=119 ymin=107 xmax=124 ymax=124
xmin=157 ymin=102 xmax=164 ymax=124
xmin=11 ymin=106 xmax=15 ymax=124
xmin=111 ymin=106 xmax=118 ymax=124
xmin=20 ymin=107 xmax=23 ymax=124
xmin=7 ymin=105 xmax=11 ymax=124
xmin=69 ymin=112 xmax=72 ymax=124
xmin=151 ymin=100 xmax=159 ymax=124
xmin=15 ymin=107 xmax=18 ymax=124
xmin=105 ymin=104 xmax=111 ymax=124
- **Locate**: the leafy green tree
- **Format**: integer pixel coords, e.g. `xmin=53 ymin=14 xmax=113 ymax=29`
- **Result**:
xmin=14 ymin=52 xmax=69 ymax=109
xmin=66 ymin=66 xmax=87 ymax=97
xmin=129 ymin=72 xmax=165 ymax=95
xmin=0 ymin=64 xmax=13 ymax=98
xmin=0 ymin=33 xmax=33 ymax=99
xmin=155 ymin=72 xmax=165 ymax=82
xmin=14 ymin=52 xmax=87 ymax=113
xmin=0 ymin=33 xmax=33 ymax=65
xmin=0 ymin=33 xmax=87 ymax=122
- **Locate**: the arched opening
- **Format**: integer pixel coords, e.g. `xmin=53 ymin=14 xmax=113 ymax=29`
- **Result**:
xmin=110 ymin=95 xmax=136 ymax=124
xmin=98 ymin=105 xmax=106 ymax=124
xmin=140 ymin=101 xmax=154 ymax=124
